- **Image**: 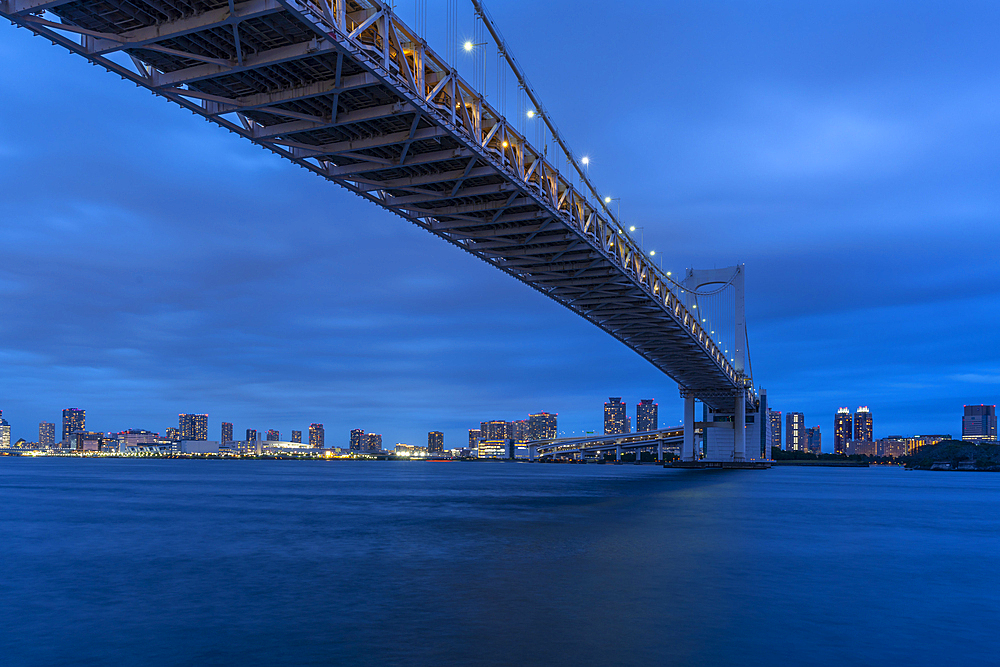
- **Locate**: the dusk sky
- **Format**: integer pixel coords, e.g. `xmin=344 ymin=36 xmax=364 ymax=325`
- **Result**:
xmin=1 ymin=1 xmax=999 ymax=448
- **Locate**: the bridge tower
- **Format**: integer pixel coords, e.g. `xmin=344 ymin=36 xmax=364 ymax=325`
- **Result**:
xmin=677 ymin=265 xmax=765 ymax=465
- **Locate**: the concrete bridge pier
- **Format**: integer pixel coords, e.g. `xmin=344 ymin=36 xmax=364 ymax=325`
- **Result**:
xmin=615 ymin=445 xmax=621 ymax=462
xmin=682 ymin=394 xmax=697 ymax=461
xmin=735 ymin=389 xmax=746 ymax=462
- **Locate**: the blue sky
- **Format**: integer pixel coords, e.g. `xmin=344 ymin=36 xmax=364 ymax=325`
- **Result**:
xmin=1 ymin=1 xmax=999 ymax=448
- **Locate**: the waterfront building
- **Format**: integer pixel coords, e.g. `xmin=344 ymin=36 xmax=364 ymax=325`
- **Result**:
xmin=604 ymin=397 xmax=627 ymax=435
xmin=70 ymin=431 xmax=104 ymax=452
xmin=854 ymin=407 xmax=873 ymax=442
xmin=834 ymin=408 xmax=852 ymax=455
xmin=805 ymin=426 xmax=822 ymax=455
xmin=290 ymin=430 xmax=302 ymax=443
xmin=166 ymin=427 xmax=181 ymax=442
xmin=0 ymin=417 xmax=10 ymax=448
xmin=468 ymin=428 xmax=481 ymax=448
xmin=309 ymin=423 xmax=324 ymax=448
xmin=528 ymin=413 xmax=557 ymax=440
xmin=221 ymin=422 xmax=233 ymax=444
xmin=769 ymin=410 xmax=782 ymax=451
xmin=179 ymin=414 xmax=208 ymax=441
xmin=785 ymin=412 xmax=804 ymax=451
xmin=366 ymin=433 xmax=383 ymax=451
xmin=509 ymin=420 xmax=529 ymax=444
xmin=962 ymin=405 xmax=997 ymax=441
xmin=428 ymin=431 xmax=444 ymax=453
xmin=843 ymin=439 xmax=877 ymax=457
xmin=481 ymin=420 xmax=509 ymax=441
xmin=350 ymin=429 xmax=365 ymax=451
xmin=395 ymin=443 xmax=428 ymax=457
xmin=62 ymin=408 xmax=85 ymax=445
xmin=877 ymin=438 xmax=909 ymax=458
xmin=39 ymin=422 xmax=55 ymax=448
xmin=478 ymin=439 xmax=509 ymax=459
xmin=246 ymin=428 xmax=257 ymax=442
xmin=266 ymin=429 xmax=279 ymax=442
xmin=118 ymin=430 xmax=158 ymax=448
xmin=636 ymin=400 xmax=657 ymax=433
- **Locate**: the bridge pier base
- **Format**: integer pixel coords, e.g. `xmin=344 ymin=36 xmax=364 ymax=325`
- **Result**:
xmin=682 ymin=394 xmax=696 ymax=461
xmin=615 ymin=445 xmax=621 ymax=462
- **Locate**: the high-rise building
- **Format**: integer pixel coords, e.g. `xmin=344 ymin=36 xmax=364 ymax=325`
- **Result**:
xmin=0 ymin=417 xmax=10 ymax=449
xmin=427 ymin=431 xmax=444 ymax=453
xmin=636 ymin=400 xmax=658 ymax=433
xmin=805 ymin=426 xmax=822 ymax=454
xmin=468 ymin=428 xmax=482 ymax=448
xmin=291 ymin=430 xmax=302 ymax=443
xmin=309 ymin=423 xmax=324 ymax=448
xmin=604 ymin=397 xmax=627 ymax=435
xmin=62 ymin=408 xmax=85 ymax=445
xmin=221 ymin=422 xmax=234 ymax=444
xmin=768 ymin=410 xmax=782 ymax=451
xmin=165 ymin=427 xmax=181 ymax=442
xmin=854 ymin=407 xmax=873 ymax=442
xmin=366 ymin=433 xmax=383 ymax=451
xmin=481 ymin=421 xmax=509 ymax=441
xmin=785 ymin=412 xmax=804 ymax=451
xmin=266 ymin=429 xmax=279 ymax=441
xmin=246 ymin=428 xmax=258 ymax=442
xmin=509 ymin=420 xmax=529 ymax=444
xmin=39 ymin=422 xmax=55 ymax=448
xmin=179 ymin=414 xmax=208 ymax=441
xmin=962 ymin=405 xmax=997 ymax=441
xmin=528 ymin=413 xmax=557 ymax=441
xmin=834 ymin=408 xmax=852 ymax=454
xmin=350 ymin=429 xmax=365 ymax=451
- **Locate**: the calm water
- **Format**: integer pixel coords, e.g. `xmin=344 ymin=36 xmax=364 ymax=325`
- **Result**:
xmin=1 ymin=459 xmax=996 ymax=666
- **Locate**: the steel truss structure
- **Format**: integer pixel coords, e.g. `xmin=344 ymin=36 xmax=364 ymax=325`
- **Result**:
xmin=2 ymin=0 xmax=753 ymax=409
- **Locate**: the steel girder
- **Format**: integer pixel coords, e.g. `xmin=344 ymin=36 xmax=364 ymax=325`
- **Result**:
xmin=1 ymin=0 xmax=752 ymax=409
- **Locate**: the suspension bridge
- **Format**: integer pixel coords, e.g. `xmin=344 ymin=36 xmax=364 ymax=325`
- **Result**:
xmin=1 ymin=0 xmax=767 ymax=466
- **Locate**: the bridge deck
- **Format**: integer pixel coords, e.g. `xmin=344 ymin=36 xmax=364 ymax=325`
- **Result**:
xmin=2 ymin=0 xmax=748 ymax=408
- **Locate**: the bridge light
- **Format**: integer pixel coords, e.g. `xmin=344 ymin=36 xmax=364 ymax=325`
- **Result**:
xmin=666 ymin=271 xmax=672 ymax=276
xmin=604 ymin=196 xmax=611 ymax=203
xmin=463 ymin=41 xmax=474 ymax=52
xmin=527 ymin=110 xmax=536 ymax=119
xmin=502 ymin=141 xmax=509 ymax=148
xmin=629 ymin=225 xmax=636 ymax=232
xmin=650 ymin=250 xmax=655 ymax=256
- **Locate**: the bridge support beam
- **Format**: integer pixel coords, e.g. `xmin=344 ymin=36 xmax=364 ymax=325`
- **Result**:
xmin=735 ymin=389 xmax=746 ymax=462
xmin=615 ymin=445 xmax=621 ymax=462
xmin=682 ymin=394 xmax=696 ymax=461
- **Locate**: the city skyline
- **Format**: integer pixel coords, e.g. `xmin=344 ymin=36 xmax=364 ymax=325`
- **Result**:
xmin=1 ymin=2 xmax=999 ymax=447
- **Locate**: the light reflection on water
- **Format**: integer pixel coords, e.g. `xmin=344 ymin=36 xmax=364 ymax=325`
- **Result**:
xmin=0 ymin=460 xmax=996 ymax=666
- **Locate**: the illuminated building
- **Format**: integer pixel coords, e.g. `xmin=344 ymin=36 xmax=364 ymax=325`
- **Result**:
xmin=246 ymin=428 xmax=258 ymax=442
xmin=528 ymin=413 xmax=557 ymax=440
xmin=309 ymin=423 xmax=324 ymax=448
xmin=478 ymin=439 xmax=509 ymax=459
xmin=39 ymin=422 xmax=55 ymax=448
xmin=179 ymin=414 xmax=208 ymax=441
xmin=221 ymin=422 xmax=233 ymax=444
xmin=468 ymin=428 xmax=481 ymax=448
xmin=834 ymin=408 xmax=852 ymax=455
xmin=70 ymin=431 xmax=104 ymax=452
xmin=350 ymin=429 xmax=365 ymax=451
xmin=0 ymin=418 xmax=10 ymax=448
xmin=769 ymin=410 xmax=782 ymax=451
xmin=289 ymin=430 xmax=301 ymax=443
xmin=266 ymin=429 xmax=279 ymax=441
xmin=118 ymin=429 xmax=158 ymax=448
xmin=367 ymin=433 xmax=383 ymax=451
xmin=509 ymin=420 xmax=529 ymax=444
xmin=853 ymin=407 xmax=873 ymax=442
xmin=604 ymin=397 xmax=627 ymax=435
xmin=636 ymin=400 xmax=657 ymax=433
xmin=62 ymin=408 xmax=85 ymax=445
xmin=395 ymin=443 xmax=427 ymax=457
xmin=843 ymin=440 xmax=876 ymax=457
xmin=785 ymin=412 xmax=804 ymax=451
xmin=805 ymin=426 xmax=821 ymax=454
xmin=428 ymin=431 xmax=444 ymax=453
xmin=166 ymin=427 xmax=181 ymax=442
xmin=481 ymin=420 xmax=509 ymax=441
xmin=962 ymin=405 xmax=997 ymax=441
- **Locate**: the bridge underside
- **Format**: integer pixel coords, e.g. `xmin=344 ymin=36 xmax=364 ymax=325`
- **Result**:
xmin=2 ymin=0 xmax=747 ymax=408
